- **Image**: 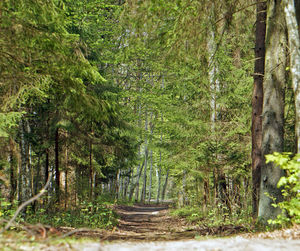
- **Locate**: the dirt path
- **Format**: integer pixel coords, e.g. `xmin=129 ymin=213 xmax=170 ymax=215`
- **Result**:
xmin=103 ymin=203 xmax=251 ymax=241
xmin=106 ymin=203 xmax=195 ymax=241
xmin=4 ymin=204 xmax=300 ymax=250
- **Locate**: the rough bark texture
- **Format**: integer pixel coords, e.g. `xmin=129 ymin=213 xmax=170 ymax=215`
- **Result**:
xmin=258 ymin=0 xmax=286 ymax=223
xmin=251 ymin=1 xmax=266 ymax=218
xmin=283 ymin=0 xmax=300 ymax=154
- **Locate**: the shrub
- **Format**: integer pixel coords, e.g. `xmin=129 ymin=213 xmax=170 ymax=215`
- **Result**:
xmin=266 ymin=152 xmax=300 ymax=225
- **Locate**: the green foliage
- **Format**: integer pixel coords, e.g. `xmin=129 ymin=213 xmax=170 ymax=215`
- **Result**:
xmin=0 ymin=112 xmax=24 ymax=137
xmin=171 ymin=206 xmax=204 ymax=222
xmin=171 ymin=205 xmax=252 ymax=228
xmin=26 ymin=199 xmax=118 ymax=229
xmin=0 ymin=199 xmax=16 ymax=219
xmin=266 ymin=152 xmax=300 ymax=225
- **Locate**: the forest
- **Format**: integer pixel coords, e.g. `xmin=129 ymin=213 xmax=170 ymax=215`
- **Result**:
xmin=0 ymin=0 xmax=300 ymax=248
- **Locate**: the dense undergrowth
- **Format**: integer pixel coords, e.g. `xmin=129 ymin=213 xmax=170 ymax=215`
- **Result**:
xmin=171 ymin=205 xmax=253 ymax=231
xmin=0 ymin=196 xmax=123 ymax=231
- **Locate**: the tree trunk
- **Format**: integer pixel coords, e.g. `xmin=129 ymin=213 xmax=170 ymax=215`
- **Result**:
xmin=148 ymin=150 xmax=153 ymax=203
xmin=132 ymin=102 xmax=142 ymax=201
xmin=89 ymin=139 xmax=93 ymax=199
xmin=65 ymin=145 xmax=68 ymax=209
xmin=258 ymin=0 xmax=286 ymax=223
xmin=283 ymin=0 xmax=300 ymax=154
xmin=161 ymin=168 xmax=169 ymax=201
xmin=55 ymin=127 xmax=60 ymax=204
xmin=251 ymin=0 xmax=266 ymax=219
xmin=208 ymin=5 xmax=222 ymax=210
xmin=9 ymin=138 xmax=17 ymax=202
xmin=203 ymin=178 xmax=209 ymax=211
xmin=18 ymin=119 xmax=32 ymax=206
xmin=129 ymin=161 xmax=144 ymax=201
xmin=141 ymin=109 xmax=148 ymax=203
xmin=156 ymin=150 xmax=162 ymax=204
xmin=148 ymin=113 xmax=154 ymax=203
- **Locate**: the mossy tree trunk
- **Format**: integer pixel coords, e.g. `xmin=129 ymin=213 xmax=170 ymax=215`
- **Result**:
xmin=258 ymin=0 xmax=286 ymax=223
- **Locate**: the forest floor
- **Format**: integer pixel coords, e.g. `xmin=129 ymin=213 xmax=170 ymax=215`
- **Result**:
xmin=1 ymin=203 xmax=300 ymax=250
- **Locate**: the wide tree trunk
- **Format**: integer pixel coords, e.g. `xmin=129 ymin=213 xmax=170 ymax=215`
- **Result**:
xmin=283 ymin=0 xmax=300 ymax=153
xmin=251 ymin=1 xmax=267 ymax=218
xmin=258 ymin=0 xmax=286 ymax=223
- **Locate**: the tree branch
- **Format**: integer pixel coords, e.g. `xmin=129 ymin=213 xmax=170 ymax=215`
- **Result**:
xmin=0 ymin=172 xmax=53 ymax=234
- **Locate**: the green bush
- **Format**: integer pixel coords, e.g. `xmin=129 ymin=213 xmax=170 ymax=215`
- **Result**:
xmin=26 ymin=199 xmax=118 ymax=229
xmin=266 ymin=152 xmax=300 ymax=225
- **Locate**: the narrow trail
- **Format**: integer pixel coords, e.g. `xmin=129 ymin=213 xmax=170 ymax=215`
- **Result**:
xmin=5 ymin=204 xmax=300 ymax=250
xmin=103 ymin=203 xmax=251 ymax=242
xmin=107 ymin=203 xmax=196 ymax=241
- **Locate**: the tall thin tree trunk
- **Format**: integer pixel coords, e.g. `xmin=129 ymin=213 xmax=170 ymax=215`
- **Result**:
xmin=133 ymin=102 xmax=142 ymax=202
xmin=252 ymin=1 xmax=266 ymax=219
xmin=130 ymin=162 xmax=144 ymax=201
xmin=157 ymin=149 xmax=162 ymax=204
xmin=141 ymin=109 xmax=148 ymax=203
xmin=89 ymin=139 xmax=93 ymax=199
xmin=283 ymin=0 xmax=300 ymax=154
xmin=55 ymin=127 xmax=60 ymax=204
xmin=65 ymin=145 xmax=68 ymax=209
xmin=118 ymin=170 xmax=122 ymax=198
xmin=161 ymin=168 xmax=169 ymax=201
xmin=18 ymin=119 xmax=31 ymax=206
xmin=148 ymin=150 xmax=153 ymax=203
xmin=259 ymin=0 xmax=286 ymax=222
xmin=203 ymin=178 xmax=209 ymax=212
xmin=9 ymin=138 xmax=17 ymax=202
xmin=208 ymin=5 xmax=222 ymax=209
xmin=148 ymin=113 xmax=154 ymax=203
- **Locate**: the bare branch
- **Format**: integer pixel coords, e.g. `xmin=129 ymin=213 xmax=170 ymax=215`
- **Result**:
xmin=0 ymin=172 xmax=53 ymax=234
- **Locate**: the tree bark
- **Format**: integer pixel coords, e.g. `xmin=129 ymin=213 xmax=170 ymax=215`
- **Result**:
xmin=157 ymin=149 xmax=162 ymax=204
xmin=251 ymin=1 xmax=267 ymax=218
xmin=283 ymin=0 xmax=300 ymax=154
xmin=9 ymin=138 xmax=17 ymax=202
xmin=148 ymin=113 xmax=154 ymax=203
xmin=55 ymin=127 xmax=60 ymax=203
xmin=18 ymin=119 xmax=32 ymax=206
xmin=161 ymin=168 xmax=169 ymax=201
xmin=258 ymin=0 xmax=286 ymax=223
xmin=89 ymin=138 xmax=93 ymax=199
xmin=141 ymin=108 xmax=148 ymax=203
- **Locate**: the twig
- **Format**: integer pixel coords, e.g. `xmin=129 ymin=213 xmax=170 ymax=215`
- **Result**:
xmin=0 ymin=172 xmax=53 ymax=234
xmin=56 ymin=228 xmax=103 ymax=239
xmin=0 ymin=219 xmax=35 ymax=236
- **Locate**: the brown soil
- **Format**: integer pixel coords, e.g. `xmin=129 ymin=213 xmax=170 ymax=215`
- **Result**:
xmin=69 ymin=203 xmax=249 ymax=242
xmin=106 ymin=203 xmax=194 ymax=241
xmin=55 ymin=204 xmax=299 ymax=242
